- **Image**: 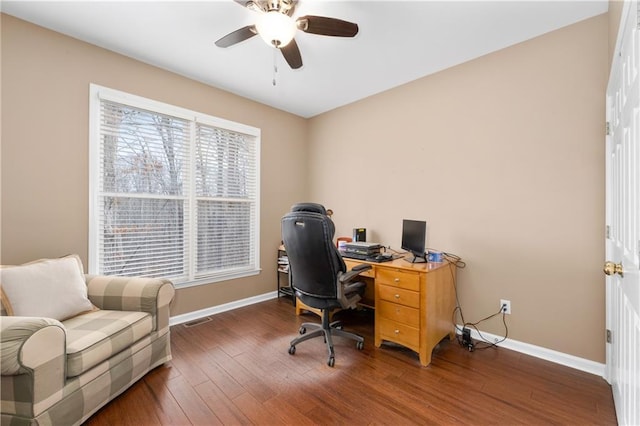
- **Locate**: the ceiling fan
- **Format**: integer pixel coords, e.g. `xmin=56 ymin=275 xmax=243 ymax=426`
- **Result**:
xmin=215 ymin=0 xmax=359 ymax=70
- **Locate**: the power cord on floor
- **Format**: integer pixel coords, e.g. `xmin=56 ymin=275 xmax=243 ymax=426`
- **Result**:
xmin=458 ymin=306 xmax=509 ymax=351
xmin=442 ymin=252 xmax=508 ymax=352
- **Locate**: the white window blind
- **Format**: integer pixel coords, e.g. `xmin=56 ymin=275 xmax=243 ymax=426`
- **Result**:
xmin=89 ymin=85 xmax=260 ymax=287
xmin=195 ymin=125 xmax=258 ymax=277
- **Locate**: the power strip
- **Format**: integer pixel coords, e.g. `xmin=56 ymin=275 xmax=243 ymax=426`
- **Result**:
xmin=462 ymin=327 xmax=474 ymax=351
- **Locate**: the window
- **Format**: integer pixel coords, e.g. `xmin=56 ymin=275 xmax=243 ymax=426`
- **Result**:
xmin=89 ymin=85 xmax=260 ymax=288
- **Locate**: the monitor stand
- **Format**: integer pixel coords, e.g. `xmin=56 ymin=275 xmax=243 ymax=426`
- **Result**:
xmin=404 ymin=254 xmax=427 ymax=263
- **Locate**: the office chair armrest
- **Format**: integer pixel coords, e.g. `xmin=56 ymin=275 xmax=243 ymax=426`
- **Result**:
xmin=342 ymin=282 xmax=366 ymax=295
xmin=352 ymin=264 xmax=372 ymax=272
xmin=339 ymin=264 xmax=372 ymax=284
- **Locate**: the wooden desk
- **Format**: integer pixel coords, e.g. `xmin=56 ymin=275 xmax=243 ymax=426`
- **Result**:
xmin=295 ymin=256 xmax=456 ymax=366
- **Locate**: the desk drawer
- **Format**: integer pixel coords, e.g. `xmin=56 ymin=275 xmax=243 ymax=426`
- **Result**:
xmin=378 ymin=300 xmax=419 ymax=328
xmin=378 ymin=318 xmax=420 ymax=349
xmin=376 ymin=268 xmax=419 ymax=291
xmin=378 ymin=284 xmax=420 ymax=308
xmin=344 ymin=260 xmax=375 ymax=278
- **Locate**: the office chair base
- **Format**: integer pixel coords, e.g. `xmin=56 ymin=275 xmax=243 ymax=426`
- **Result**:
xmin=288 ymin=314 xmax=364 ymax=367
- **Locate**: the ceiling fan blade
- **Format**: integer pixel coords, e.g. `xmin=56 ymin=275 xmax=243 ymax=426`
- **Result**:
xmin=215 ymin=25 xmax=258 ymax=48
xmin=297 ymin=15 xmax=359 ymax=37
xmin=280 ymin=38 xmax=303 ymax=69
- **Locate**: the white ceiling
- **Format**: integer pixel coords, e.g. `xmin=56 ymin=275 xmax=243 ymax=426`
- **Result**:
xmin=2 ymin=1 xmax=608 ymax=118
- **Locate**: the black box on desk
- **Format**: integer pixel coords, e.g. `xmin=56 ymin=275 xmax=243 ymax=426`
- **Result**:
xmin=344 ymin=242 xmax=381 ymax=256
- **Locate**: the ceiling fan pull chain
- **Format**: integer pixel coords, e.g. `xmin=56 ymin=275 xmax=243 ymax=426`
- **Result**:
xmin=272 ymin=48 xmax=278 ymax=86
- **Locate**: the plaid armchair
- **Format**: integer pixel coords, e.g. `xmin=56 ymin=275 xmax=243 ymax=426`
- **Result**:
xmin=1 ymin=275 xmax=174 ymax=426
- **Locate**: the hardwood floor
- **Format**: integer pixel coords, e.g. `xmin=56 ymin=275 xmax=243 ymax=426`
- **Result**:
xmin=85 ymin=298 xmax=617 ymax=425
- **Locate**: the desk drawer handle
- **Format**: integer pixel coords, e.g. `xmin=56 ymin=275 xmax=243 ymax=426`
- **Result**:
xmin=394 ymin=329 xmax=400 ymax=335
xmin=394 ymin=294 xmax=400 ymax=299
xmin=394 ymin=278 xmax=400 ymax=282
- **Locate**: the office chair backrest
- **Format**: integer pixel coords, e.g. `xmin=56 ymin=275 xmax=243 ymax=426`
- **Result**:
xmin=282 ymin=203 xmax=346 ymax=300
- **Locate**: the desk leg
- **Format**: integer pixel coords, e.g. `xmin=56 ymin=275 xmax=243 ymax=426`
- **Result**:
xmin=419 ymin=350 xmax=432 ymax=367
xmin=419 ymin=332 xmax=455 ymax=366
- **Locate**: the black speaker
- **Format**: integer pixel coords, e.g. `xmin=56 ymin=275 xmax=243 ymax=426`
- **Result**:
xmin=353 ymin=228 xmax=366 ymax=242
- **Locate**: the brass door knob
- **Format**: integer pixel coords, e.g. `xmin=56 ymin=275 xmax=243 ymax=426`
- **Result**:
xmin=604 ymin=261 xmax=624 ymax=277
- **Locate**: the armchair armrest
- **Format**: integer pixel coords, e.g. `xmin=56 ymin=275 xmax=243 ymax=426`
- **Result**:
xmin=1 ymin=317 xmax=65 ymax=375
xmin=85 ymin=275 xmax=175 ymax=334
xmin=1 ymin=317 xmax=66 ymax=418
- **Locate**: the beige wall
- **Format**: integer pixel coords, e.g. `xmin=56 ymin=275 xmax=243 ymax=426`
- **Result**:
xmin=0 ymin=14 xmax=308 ymax=315
xmin=307 ymin=14 xmax=608 ymax=362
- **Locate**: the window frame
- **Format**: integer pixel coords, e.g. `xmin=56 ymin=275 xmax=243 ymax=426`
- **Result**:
xmin=88 ymin=84 xmax=261 ymax=288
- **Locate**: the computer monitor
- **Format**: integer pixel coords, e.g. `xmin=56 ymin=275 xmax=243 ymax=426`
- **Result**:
xmin=401 ymin=219 xmax=427 ymax=263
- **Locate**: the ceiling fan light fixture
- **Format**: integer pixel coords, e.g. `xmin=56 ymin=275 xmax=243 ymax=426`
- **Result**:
xmin=256 ymin=11 xmax=296 ymax=48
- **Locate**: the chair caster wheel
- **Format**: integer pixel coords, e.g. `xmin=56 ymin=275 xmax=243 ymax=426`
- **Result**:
xmin=299 ymin=326 xmax=306 ymax=335
xmin=327 ymin=356 xmax=335 ymax=367
xmin=288 ymin=346 xmax=296 ymax=355
xmin=356 ymin=341 xmax=364 ymax=350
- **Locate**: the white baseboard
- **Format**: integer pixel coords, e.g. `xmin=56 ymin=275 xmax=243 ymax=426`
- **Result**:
xmin=170 ymin=295 xmax=605 ymax=378
xmin=169 ymin=291 xmax=279 ymax=326
xmin=458 ymin=325 xmax=605 ymax=377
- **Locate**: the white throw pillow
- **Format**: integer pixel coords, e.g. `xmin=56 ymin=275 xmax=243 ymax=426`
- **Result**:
xmin=0 ymin=255 xmax=94 ymax=321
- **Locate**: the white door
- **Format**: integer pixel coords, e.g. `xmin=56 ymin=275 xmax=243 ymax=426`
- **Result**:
xmin=605 ymin=1 xmax=640 ymax=424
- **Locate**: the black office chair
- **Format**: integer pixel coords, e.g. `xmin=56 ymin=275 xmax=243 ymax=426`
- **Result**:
xmin=281 ymin=203 xmax=372 ymax=367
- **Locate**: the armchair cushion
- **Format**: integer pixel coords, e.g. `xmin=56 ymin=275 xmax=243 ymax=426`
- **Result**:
xmin=64 ymin=310 xmax=152 ymax=377
xmin=0 ymin=255 xmax=94 ymax=321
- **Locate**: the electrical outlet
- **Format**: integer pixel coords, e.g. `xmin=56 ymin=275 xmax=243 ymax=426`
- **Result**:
xmin=500 ymin=299 xmax=511 ymax=314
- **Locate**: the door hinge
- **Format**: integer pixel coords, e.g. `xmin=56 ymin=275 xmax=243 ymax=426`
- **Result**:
xmin=606 ymin=225 xmax=610 ymax=239
xmin=606 ymin=329 xmax=612 ymax=344
xmin=606 ymin=121 xmax=611 ymax=135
